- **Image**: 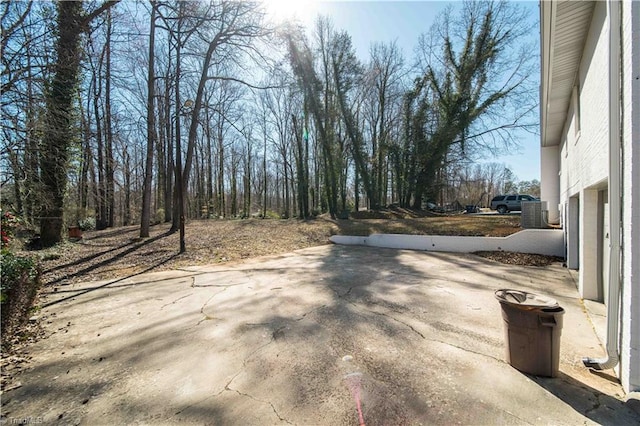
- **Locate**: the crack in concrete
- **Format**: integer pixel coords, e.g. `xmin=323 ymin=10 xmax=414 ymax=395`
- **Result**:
xmin=173 ymin=372 xmax=240 ymax=416
xmin=348 ymin=301 xmax=425 ymax=339
xmin=500 ymin=409 xmax=535 ymax=425
xmin=584 ymin=394 xmax=602 ymax=416
xmin=173 ymin=331 xmax=281 ymax=420
xmin=329 ymin=286 xmax=352 ymax=299
xmin=578 ymin=385 xmax=611 ymax=418
xmin=330 ymin=286 xmax=423 ymax=339
xmin=191 ymin=282 xmax=247 ymax=288
xmin=435 ymin=285 xmax=456 ymax=296
xmin=225 ymin=385 xmax=294 ymax=425
xmin=368 ymin=308 xmax=425 ymax=338
xmin=429 ymin=338 xmax=503 ymax=363
xmin=295 ymin=305 xmax=326 ymax=321
xmin=363 ymin=298 xmax=407 ymax=314
xmin=272 ymin=325 xmax=286 ymax=340
xmin=182 ymin=337 xmax=289 ymax=422
xmin=196 ymin=288 xmax=228 ymax=325
xmin=160 ymin=293 xmax=192 ymax=309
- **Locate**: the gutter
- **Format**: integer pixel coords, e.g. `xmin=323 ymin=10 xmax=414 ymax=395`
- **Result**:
xmin=540 ymin=1 xmax=556 ymax=147
xmin=583 ymin=0 xmax=622 ymax=372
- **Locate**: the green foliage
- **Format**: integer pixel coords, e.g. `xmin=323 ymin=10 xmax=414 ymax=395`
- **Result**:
xmin=262 ymin=210 xmax=281 ymax=219
xmin=155 ymin=209 xmax=165 ymax=225
xmin=1 ymin=210 xmax=20 ymax=249
xmin=0 ymin=209 xmax=41 ymax=342
xmin=1 ymin=248 xmax=40 ymax=351
xmin=78 ymin=216 xmax=96 ymax=231
xmin=517 ymin=179 xmax=541 ymax=198
xmin=0 ymin=251 xmax=38 ymax=304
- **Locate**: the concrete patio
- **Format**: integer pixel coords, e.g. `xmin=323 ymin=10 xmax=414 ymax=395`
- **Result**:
xmin=2 ymin=245 xmax=639 ymax=425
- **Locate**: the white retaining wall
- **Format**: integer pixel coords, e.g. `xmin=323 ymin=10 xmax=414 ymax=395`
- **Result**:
xmin=330 ymin=229 xmax=565 ymax=258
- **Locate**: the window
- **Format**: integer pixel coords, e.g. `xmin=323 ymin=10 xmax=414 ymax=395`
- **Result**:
xmin=506 ymin=195 xmax=517 ymax=201
xmin=573 ymin=85 xmax=581 ymax=137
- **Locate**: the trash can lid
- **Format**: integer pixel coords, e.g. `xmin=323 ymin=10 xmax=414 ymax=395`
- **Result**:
xmin=494 ymin=289 xmax=559 ymax=308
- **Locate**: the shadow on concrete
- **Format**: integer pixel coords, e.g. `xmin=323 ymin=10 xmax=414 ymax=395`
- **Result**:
xmin=531 ymin=372 xmax=639 ymax=425
xmin=4 ymin=245 xmax=638 ymax=425
xmin=41 ymin=248 xmax=178 ymax=308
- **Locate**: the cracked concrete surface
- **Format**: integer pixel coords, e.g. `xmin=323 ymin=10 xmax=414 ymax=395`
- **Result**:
xmin=2 ymin=245 xmax=639 ymax=425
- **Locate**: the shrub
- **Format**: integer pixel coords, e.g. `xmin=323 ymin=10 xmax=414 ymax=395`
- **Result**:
xmin=1 ymin=250 xmax=41 ymax=349
xmin=154 ymin=208 xmax=165 ymax=225
xmin=1 ymin=210 xmax=19 ymax=249
xmin=263 ymin=210 xmax=281 ymax=219
xmin=78 ymin=216 xmax=96 ymax=231
xmin=1 ymin=210 xmax=42 ymax=350
xmin=0 ymin=251 xmax=38 ymax=303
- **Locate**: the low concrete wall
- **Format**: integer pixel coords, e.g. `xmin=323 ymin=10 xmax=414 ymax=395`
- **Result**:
xmin=330 ymin=229 xmax=565 ymax=258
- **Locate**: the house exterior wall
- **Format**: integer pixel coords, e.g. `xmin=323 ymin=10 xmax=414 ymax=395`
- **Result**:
xmin=559 ymin=2 xmax=608 ymax=292
xmin=619 ymin=0 xmax=640 ymax=393
xmin=540 ymin=146 xmax=560 ymax=224
xmin=544 ymin=0 xmax=639 ymax=392
xmin=559 ymin=1 xmax=608 ymax=207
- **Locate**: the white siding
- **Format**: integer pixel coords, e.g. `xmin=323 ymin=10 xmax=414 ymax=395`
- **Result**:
xmin=560 ymin=1 xmax=609 ymax=206
xmin=620 ymin=0 xmax=640 ymax=393
xmin=543 ymin=0 xmax=640 ymax=394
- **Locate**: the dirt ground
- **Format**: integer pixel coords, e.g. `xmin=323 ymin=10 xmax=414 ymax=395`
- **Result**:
xmin=26 ymin=212 xmax=532 ymax=288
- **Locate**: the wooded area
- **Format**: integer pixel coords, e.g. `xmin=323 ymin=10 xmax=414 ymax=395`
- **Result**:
xmin=1 ymin=0 xmax=539 ymax=248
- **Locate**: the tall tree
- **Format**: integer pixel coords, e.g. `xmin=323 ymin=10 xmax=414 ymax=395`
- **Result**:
xmin=366 ymin=41 xmax=404 ymax=207
xmin=286 ymin=21 xmax=341 ymax=218
xmin=331 ymin=31 xmax=379 ymax=209
xmin=39 ymin=0 xmax=118 ymax=246
xmin=104 ymin=8 xmax=114 ymax=227
xmin=140 ymin=0 xmax=157 ymax=238
xmin=409 ymin=0 xmax=536 ymax=208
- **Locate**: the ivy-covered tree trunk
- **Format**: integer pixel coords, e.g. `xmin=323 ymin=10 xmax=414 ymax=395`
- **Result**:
xmin=39 ymin=1 xmax=83 ymax=247
xmin=39 ymin=0 xmax=118 ymax=246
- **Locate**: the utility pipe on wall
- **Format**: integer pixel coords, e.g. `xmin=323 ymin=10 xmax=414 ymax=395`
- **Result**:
xmin=583 ymin=0 xmax=622 ymax=372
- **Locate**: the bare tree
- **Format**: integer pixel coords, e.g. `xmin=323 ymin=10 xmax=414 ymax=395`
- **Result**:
xmin=139 ymin=1 xmax=157 ymax=237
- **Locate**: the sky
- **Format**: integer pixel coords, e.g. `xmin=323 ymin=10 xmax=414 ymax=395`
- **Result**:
xmin=264 ymin=0 xmax=542 ymax=182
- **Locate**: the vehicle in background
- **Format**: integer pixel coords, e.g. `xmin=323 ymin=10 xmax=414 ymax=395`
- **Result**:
xmin=490 ymin=194 xmax=538 ymax=214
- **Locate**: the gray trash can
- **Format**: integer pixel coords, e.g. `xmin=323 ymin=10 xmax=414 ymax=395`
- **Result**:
xmin=495 ymin=289 xmax=565 ymax=377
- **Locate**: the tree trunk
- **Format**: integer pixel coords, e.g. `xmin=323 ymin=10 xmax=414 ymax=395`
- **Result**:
xmin=171 ymin=4 xmax=186 ymax=253
xmin=24 ymin=48 xmax=39 ymax=224
xmin=123 ymin=151 xmax=131 ymax=225
xmin=164 ymin=76 xmax=173 ymax=223
xmin=140 ymin=1 xmax=156 ymax=237
xmin=105 ymin=8 xmax=114 ymax=227
xmin=78 ymin=87 xmax=91 ymax=215
xmin=217 ymin=122 xmax=225 ymax=218
xmin=230 ymin=154 xmax=238 ymax=217
xmin=262 ymin=122 xmax=267 ymax=219
xmin=93 ymin=63 xmax=106 ymax=230
xmin=40 ymin=1 xmax=83 ymax=246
